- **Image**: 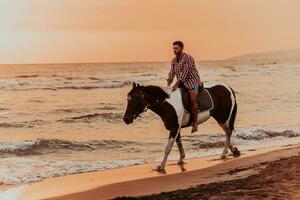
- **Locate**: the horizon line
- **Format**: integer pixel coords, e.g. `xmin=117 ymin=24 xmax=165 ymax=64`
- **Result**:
xmin=0 ymin=58 xmax=225 ymax=66
xmin=1 ymin=47 xmax=299 ymax=66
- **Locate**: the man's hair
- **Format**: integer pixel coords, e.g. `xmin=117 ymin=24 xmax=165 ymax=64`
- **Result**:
xmin=173 ymin=41 xmax=184 ymax=48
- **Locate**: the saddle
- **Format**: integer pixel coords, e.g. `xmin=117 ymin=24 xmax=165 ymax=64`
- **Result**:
xmin=180 ymin=84 xmax=214 ymax=113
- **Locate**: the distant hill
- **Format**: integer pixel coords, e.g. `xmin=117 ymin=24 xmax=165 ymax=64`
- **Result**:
xmin=228 ymin=49 xmax=300 ymax=61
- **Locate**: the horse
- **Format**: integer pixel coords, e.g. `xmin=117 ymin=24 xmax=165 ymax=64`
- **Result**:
xmin=123 ymin=82 xmax=240 ymax=173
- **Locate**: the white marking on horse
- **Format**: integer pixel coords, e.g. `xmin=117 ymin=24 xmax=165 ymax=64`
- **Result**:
xmin=165 ymin=89 xmax=185 ymax=126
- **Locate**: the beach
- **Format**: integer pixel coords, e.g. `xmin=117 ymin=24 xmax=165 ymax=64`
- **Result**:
xmin=1 ymin=0 xmax=300 ymax=199
xmin=115 ymin=145 xmax=300 ymax=200
xmin=0 ymin=60 xmax=299 ymax=199
xmin=0 ymin=144 xmax=298 ymax=199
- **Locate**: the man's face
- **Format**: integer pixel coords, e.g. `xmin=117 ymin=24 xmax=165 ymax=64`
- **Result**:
xmin=173 ymin=45 xmax=183 ymax=56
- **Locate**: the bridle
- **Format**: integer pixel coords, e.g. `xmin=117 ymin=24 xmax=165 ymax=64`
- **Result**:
xmin=127 ymin=93 xmax=148 ymax=120
xmin=128 ymin=93 xmax=166 ymax=120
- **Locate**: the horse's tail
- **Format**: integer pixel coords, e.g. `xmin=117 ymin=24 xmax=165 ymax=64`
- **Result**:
xmin=229 ymin=87 xmax=237 ymax=132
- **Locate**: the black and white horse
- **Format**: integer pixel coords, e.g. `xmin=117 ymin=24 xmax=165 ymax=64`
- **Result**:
xmin=123 ymin=82 xmax=240 ymax=172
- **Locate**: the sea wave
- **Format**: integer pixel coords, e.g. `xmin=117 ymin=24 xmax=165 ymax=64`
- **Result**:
xmin=2 ymin=74 xmax=159 ymax=90
xmin=52 ymin=104 xmax=119 ymax=115
xmin=183 ymin=129 xmax=300 ymax=150
xmin=0 ymin=139 xmax=144 ymax=156
xmin=0 ymin=158 xmax=151 ymax=184
xmin=0 ymin=120 xmax=48 ymax=128
xmin=14 ymin=74 xmax=40 ymax=78
xmin=1 ymin=129 xmax=298 ymax=156
xmin=0 ymin=128 xmax=299 ymax=184
xmin=6 ymin=81 xmax=133 ymax=90
xmin=235 ymin=129 xmax=299 ymax=140
xmin=58 ymin=112 xmax=123 ymax=123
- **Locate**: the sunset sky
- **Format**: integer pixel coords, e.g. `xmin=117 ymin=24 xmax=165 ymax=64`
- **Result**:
xmin=0 ymin=0 xmax=300 ymax=64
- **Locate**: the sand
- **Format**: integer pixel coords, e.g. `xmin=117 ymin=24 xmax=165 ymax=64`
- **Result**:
xmin=1 ymin=144 xmax=299 ymax=200
xmin=52 ymin=145 xmax=300 ymax=200
xmin=117 ymin=151 xmax=300 ymax=200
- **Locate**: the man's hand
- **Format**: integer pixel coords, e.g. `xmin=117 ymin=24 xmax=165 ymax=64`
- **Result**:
xmin=172 ymin=81 xmax=180 ymax=91
xmin=167 ymin=78 xmax=173 ymax=86
xmin=172 ymin=84 xmax=178 ymax=91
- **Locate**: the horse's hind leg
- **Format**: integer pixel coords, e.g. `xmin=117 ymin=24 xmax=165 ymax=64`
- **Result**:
xmin=219 ymin=123 xmax=232 ymax=159
xmin=219 ymin=123 xmax=240 ymax=159
xmin=176 ymin=133 xmax=185 ymax=164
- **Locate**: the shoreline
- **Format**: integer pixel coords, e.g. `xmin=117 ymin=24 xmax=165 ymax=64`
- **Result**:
xmin=52 ymin=145 xmax=300 ymax=200
xmin=1 ymin=144 xmax=299 ymax=200
xmin=117 ymin=146 xmax=300 ymax=200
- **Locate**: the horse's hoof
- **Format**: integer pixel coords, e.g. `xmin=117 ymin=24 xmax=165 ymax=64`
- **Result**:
xmin=155 ymin=165 xmax=166 ymax=174
xmin=177 ymin=160 xmax=184 ymax=165
xmin=232 ymin=147 xmax=241 ymax=157
xmin=191 ymin=127 xmax=198 ymax=134
xmin=220 ymin=154 xmax=226 ymax=159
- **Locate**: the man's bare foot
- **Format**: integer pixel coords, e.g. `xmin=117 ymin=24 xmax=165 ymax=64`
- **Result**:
xmin=191 ymin=124 xmax=198 ymax=133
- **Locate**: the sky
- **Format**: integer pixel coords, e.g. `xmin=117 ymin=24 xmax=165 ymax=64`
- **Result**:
xmin=0 ymin=0 xmax=300 ymax=64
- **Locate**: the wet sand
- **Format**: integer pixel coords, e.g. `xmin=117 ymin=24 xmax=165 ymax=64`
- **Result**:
xmin=116 ymin=152 xmax=300 ymax=200
xmin=48 ymin=145 xmax=300 ymax=200
xmin=1 ymin=145 xmax=297 ymax=200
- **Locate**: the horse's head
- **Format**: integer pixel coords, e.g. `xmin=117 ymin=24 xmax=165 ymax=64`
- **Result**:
xmin=123 ymin=82 xmax=148 ymax=124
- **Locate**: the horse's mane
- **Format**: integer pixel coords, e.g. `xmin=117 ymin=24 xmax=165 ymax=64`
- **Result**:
xmin=142 ymin=85 xmax=170 ymax=102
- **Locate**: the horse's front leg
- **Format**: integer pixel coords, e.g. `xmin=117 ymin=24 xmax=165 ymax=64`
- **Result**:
xmin=156 ymin=128 xmax=179 ymax=173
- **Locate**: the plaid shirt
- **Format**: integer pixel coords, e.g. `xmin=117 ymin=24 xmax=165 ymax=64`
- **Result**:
xmin=168 ymin=53 xmax=201 ymax=89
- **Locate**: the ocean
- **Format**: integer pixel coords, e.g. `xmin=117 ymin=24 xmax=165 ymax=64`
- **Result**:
xmin=0 ymin=60 xmax=299 ymax=184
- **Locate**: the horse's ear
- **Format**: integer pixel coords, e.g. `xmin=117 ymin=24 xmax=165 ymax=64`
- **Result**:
xmin=136 ymin=83 xmax=140 ymax=88
xmin=132 ymin=82 xmax=136 ymax=89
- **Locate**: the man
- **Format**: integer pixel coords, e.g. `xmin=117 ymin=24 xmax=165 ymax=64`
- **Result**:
xmin=167 ymin=41 xmax=201 ymax=133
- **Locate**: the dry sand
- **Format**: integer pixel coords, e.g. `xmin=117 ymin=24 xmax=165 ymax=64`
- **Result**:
xmin=1 ymin=145 xmax=299 ymax=200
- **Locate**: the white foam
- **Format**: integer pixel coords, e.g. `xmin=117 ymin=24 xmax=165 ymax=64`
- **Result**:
xmin=0 ymin=186 xmax=24 ymax=200
xmin=0 ymin=157 xmax=151 ymax=184
xmin=0 ymin=128 xmax=298 ymax=184
xmin=0 ymin=141 xmax=38 ymax=153
xmin=235 ymin=128 xmax=299 ymax=140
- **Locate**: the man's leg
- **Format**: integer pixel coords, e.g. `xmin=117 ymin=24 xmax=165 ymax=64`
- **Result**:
xmin=189 ymin=89 xmax=198 ymax=133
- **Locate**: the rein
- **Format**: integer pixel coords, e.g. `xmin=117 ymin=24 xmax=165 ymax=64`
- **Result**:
xmin=134 ymin=99 xmax=167 ymax=119
xmin=144 ymin=99 xmax=166 ymax=113
xmin=130 ymin=88 xmax=169 ymax=119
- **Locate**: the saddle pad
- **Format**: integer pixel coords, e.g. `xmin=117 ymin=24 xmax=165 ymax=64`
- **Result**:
xmin=197 ymin=89 xmax=213 ymax=111
xmin=181 ymin=88 xmax=214 ymax=112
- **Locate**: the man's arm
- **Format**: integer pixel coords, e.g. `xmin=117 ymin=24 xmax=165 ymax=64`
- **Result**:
xmin=167 ymin=61 xmax=175 ymax=86
xmin=167 ymin=77 xmax=173 ymax=86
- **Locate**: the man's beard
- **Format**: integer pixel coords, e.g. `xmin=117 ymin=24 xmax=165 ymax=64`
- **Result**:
xmin=174 ymin=51 xmax=181 ymax=56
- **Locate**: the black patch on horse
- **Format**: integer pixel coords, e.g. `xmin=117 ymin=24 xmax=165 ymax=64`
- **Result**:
xmin=141 ymin=85 xmax=170 ymax=104
xmin=141 ymin=85 xmax=179 ymax=133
